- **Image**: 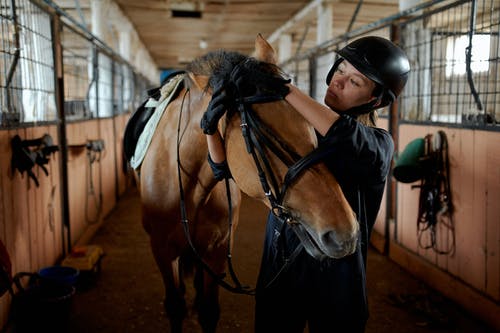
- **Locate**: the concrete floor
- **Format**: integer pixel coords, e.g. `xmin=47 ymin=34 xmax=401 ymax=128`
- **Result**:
xmin=66 ymin=187 xmax=497 ymax=333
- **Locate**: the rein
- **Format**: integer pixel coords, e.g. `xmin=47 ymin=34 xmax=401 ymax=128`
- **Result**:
xmin=176 ymin=87 xmax=254 ymax=295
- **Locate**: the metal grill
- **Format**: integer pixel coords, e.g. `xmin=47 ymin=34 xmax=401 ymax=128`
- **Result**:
xmin=113 ymin=62 xmax=136 ymax=116
xmin=283 ymin=0 xmax=499 ymax=130
xmin=61 ymin=24 xmax=93 ymax=120
xmin=1 ymin=0 xmax=55 ymax=126
xmin=400 ymin=0 xmax=499 ymax=127
xmin=1 ymin=0 xmax=153 ymax=127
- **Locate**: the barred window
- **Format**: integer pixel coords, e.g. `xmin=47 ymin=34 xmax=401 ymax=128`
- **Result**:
xmin=400 ymin=0 xmax=499 ymax=127
xmin=1 ymin=0 xmax=56 ymax=126
xmin=446 ymin=35 xmax=490 ymax=77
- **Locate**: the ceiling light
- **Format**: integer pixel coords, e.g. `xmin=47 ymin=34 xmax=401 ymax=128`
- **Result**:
xmin=168 ymin=1 xmax=205 ymax=18
xmin=199 ymin=39 xmax=208 ymax=49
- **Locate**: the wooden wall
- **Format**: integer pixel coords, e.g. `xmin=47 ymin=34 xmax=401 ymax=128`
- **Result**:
xmin=0 ymin=113 xmax=131 ymax=327
xmin=371 ymin=120 xmax=500 ymax=330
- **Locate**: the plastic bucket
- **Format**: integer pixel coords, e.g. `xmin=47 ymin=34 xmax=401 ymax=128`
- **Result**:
xmin=38 ymin=265 xmax=79 ymax=286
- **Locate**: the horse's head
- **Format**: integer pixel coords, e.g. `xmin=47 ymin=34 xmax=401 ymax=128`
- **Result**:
xmin=187 ymin=34 xmax=358 ymax=260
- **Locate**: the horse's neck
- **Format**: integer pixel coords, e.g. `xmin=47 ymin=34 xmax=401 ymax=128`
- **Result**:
xmin=224 ymin=100 xmax=316 ymax=202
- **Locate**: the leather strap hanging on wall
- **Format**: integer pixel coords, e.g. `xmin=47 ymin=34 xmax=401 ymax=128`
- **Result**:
xmin=393 ymin=131 xmax=455 ymax=255
xmin=415 ymin=131 xmax=455 ymax=255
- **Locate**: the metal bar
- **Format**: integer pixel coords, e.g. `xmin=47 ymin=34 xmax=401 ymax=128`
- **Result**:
xmin=73 ymin=0 xmax=86 ymax=25
xmin=465 ymin=0 xmax=483 ymax=111
xmin=308 ymin=57 xmax=316 ymax=98
xmin=40 ymin=0 xmax=125 ymax=63
xmin=282 ymin=0 xmax=469 ymax=65
xmin=5 ymin=0 xmax=20 ymax=113
xmin=346 ymin=0 xmax=364 ymax=33
xmin=386 ymin=23 xmax=401 ymax=253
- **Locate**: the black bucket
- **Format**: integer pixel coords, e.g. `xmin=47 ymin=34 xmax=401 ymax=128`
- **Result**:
xmin=11 ymin=272 xmax=76 ymax=333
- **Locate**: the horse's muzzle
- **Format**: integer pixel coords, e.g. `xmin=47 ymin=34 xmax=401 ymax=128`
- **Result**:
xmin=290 ymin=221 xmax=359 ymax=260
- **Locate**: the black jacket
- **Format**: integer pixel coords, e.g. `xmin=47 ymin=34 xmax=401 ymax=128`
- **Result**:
xmin=318 ymin=114 xmax=394 ymax=263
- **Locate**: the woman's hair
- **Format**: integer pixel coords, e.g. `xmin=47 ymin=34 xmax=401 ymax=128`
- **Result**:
xmin=357 ymin=110 xmax=378 ymax=127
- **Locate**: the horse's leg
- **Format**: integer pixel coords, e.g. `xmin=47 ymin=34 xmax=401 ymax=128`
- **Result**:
xmin=193 ymin=243 xmax=226 ymax=333
xmin=193 ymin=182 xmax=241 ymax=333
xmin=149 ymin=228 xmax=187 ymax=333
xmin=165 ymin=256 xmax=187 ymax=333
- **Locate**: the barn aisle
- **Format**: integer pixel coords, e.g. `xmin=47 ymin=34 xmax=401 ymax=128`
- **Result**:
xmin=68 ymin=186 xmax=496 ymax=333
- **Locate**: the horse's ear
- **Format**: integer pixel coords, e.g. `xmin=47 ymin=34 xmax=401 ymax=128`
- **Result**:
xmin=188 ymin=73 xmax=209 ymax=91
xmin=255 ymin=33 xmax=277 ymax=64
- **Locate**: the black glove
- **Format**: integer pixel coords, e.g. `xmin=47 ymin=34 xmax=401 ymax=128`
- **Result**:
xmin=200 ymin=83 xmax=229 ymax=135
xmin=229 ymin=61 xmax=291 ymax=99
xmin=270 ymin=76 xmax=291 ymax=98
xmin=207 ymin=154 xmax=232 ymax=181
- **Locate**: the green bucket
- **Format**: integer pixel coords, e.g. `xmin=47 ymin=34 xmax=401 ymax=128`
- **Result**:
xmin=393 ymin=137 xmax=426 ymax=183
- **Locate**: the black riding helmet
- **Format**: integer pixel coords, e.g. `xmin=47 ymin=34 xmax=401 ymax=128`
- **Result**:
xmin=326 ymin=36 xmax=411 ymax=114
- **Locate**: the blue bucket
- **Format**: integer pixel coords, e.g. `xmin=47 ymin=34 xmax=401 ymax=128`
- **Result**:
xmin=38 ymin=266 xmax=79 ymax=286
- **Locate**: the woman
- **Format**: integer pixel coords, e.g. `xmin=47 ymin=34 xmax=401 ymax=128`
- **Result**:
xmin=201 ymin=36 xmax=410 ymax=333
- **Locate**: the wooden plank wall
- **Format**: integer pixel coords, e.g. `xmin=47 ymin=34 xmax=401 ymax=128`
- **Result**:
xmin=0 ymin=125 xmax=64 ymax=326
xmin=393 ymin=124 xmax=500 ymax=301
xmin=369 ymin=123 xmax=500 ymax=329
xmin=0 ymin=113 xmax=131 ymax=328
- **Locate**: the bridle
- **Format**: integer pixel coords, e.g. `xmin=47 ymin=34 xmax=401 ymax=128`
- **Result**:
xmin=234 ymin=86 xmax=339 ymax=263
xmin=176 ymin=65 xmax=336 ymax=295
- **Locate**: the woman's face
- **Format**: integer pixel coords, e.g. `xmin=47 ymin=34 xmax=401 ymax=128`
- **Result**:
xmin=324 ymin=60 xmax=377 ymax=112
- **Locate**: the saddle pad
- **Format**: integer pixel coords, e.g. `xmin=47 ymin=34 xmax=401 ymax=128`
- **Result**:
xmin=130 ymin=74 xmax=185 ymax=169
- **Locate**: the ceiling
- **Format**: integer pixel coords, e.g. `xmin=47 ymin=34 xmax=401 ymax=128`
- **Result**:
xmin=57 ymin=0 xmax=401 ymax=70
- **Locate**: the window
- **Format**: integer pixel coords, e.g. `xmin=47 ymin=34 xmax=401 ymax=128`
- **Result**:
xmin=445 ymin=35 xmax=490 ymax=77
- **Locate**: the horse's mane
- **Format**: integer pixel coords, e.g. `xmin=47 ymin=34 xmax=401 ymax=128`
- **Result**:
xmin=187 ymin=49 xmax=289 ymax=96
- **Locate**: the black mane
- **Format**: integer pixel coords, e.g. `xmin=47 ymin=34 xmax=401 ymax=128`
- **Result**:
xmin=187 ymin=49 xmax=288 ymax=97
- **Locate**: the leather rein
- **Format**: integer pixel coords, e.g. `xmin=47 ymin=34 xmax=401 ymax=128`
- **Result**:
xmin=176 ymin=71 xmax=332 ymax=295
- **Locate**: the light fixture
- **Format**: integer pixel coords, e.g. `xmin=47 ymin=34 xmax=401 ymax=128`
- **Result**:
xmin=199 ymin=39 xmax=208 ymax=50
xmin=167 ymin=1 xmax=205 ymax=18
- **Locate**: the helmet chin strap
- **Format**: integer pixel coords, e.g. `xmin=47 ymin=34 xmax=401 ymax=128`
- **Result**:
xmin=343 ymin=88 xmax=385 ymax=117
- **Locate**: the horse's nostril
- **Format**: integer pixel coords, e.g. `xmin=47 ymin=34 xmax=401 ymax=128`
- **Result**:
xmin=321 ymin=230 xmax=339 ymax=246
xmin=321 ymin=229 xmax=358 ymax=256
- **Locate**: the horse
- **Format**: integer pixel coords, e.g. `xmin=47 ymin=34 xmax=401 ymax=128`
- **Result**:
xmin=129 ymin=34 xmax=358 ymax=333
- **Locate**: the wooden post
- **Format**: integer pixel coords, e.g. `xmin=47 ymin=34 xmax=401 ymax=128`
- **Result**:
xmin=385 ymin=23 xmax=401 ymax=255
xmin=52 ymin=14 xmax=71 ymax=255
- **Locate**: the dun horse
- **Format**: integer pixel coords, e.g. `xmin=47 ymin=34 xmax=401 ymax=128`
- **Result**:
xmin=126 ymin=35 xmax=358 ymax=333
